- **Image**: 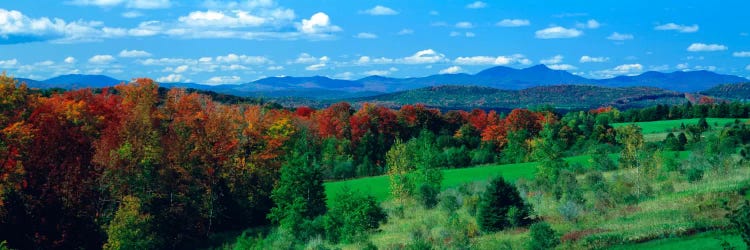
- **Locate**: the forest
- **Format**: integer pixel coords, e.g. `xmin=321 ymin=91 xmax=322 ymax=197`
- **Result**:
xmin=1 ymin=74 xmax=749 ymax=249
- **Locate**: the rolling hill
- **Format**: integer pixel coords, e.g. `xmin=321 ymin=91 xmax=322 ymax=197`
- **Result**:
xmin=701 ymin=82 xmax=750 ymax=100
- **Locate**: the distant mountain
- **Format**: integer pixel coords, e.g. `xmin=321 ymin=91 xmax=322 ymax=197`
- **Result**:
xmin=25 ymin=74 xmax=124 ymax=89
xmin=348 ymin=85 xmax=689 ymax=110
xmin=701 ymin=82 xmax=750 ymax=100
xmin=15 ymin=65 xmax=749 ymax=100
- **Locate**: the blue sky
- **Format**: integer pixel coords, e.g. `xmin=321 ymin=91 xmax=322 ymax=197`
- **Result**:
xmin=0 ymin=0 xmax=749 ymax=84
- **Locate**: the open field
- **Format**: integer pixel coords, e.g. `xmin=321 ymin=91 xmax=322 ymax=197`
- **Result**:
xmin=612 ymin=118 xmax=747 ymax=134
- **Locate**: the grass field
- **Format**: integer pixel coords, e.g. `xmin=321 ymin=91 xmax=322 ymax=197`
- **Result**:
xmin=612 ymin=230 xmax=747 ymax=250
xmin=612 ymin=118 xmax=746 ymax=134
xmin=324 ymin=155 xmax=596 ymax=204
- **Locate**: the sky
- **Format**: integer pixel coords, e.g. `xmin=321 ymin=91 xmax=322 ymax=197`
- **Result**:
xmin=1 ymin=0 xmax=749 ymax=84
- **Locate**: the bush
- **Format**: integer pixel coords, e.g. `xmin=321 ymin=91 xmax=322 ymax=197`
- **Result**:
xmin=477 ymin=177 xmax=531 ymax=232
xmin=558 ymin=200 xmax=582 ymax=222
xmin=528 ymin=222 xmax=559 ymax=250
xmin=439 ymin=192 xmax=461 ymax=214
xmin=324 ymin=188 xmax=387 ymax=244
xmin=417 ymin=183 xmax=440 ymax=209
xmin=729 ymin=201 xmax=750 ymax=247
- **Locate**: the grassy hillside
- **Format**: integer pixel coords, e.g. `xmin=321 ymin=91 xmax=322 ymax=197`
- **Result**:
xmin=612 ymin=118 xmax=746 ymax=134
xmin=701 ymin=82 xmax=750 ymax=101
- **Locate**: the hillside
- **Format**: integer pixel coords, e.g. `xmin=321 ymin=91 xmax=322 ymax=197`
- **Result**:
xmin=701 ymin=82 xmax=750 ymax=100
xmin=349 ymin=84 xmax=689 ymax=110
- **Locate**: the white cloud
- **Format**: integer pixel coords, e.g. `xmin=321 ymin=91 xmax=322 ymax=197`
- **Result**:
xmin=579 ymin=56 xmax=609 ymax=63
xmin=454 ymin=54 xmax=531 ymax=65
xmin=355 ymin=32 xmax=377 ymax=39
xmin=455 ymin=22 xmax=473 ymax=29
xmin=397 ymin=29 xmax=414 ymax=35
xmin=267 ymin=65 xmax=284 ymax=70
xmin=655 ymin=23 xmax=699 ymax=33
xmin=607 ymin=32 xmax=633 ymax=41
xmin=68 ymin=0 xmax=172 ymax=9
xmin=305 ymin=55 xmax=329 ymax=71
xmin=360 ymin=5 xmax=398 ymax=15
xmin=586 ymin=19 xmax=600 ymax=29
xmin=593 ymin=63 xmax=643 ymax=78
xmin=178 ymin=10 xmax=276 ymax=28
xmin=0 ymin=8 xmax=123 ymax=44
xmin=535 ymin=26 xmax=582 ymax=39
xmin=64 ymin=57 xmax=76 ymax=64
xmin=547 ymin=64 xmax=577 ymax=70
xmin=466 ymin=1 xmax=487 ymax=9
xmin=293 ymin=53 xmax=327 ymax=64
xmin=119 ymin=49 xmax=152 ymax=58
xmin=298 ymin=12 xmax=342 ymax=35
xmin=364 ymin=70 xmax=391 ymax=76
xmin=450 ymin=31 xmax=475 ymax=37
xmin=687 ymin=43 xmax=727 ymax=52
xmin=215 ymin=53 xmax=270 ymax=64
xmin=496 ymin=19 xmax=530 ymax=27
xmin=157 ymin=74 xmax=188 ymax=82
xmin=439 ymin=66 xmax=462 ymax=74
xmin=173 ymin=65 xmax=189 ymax=73
xmin=122 ymin=11 xmax=142 ymax=18
xmin=333 ymin=71 xmax=354 ymax=80
xmin=88 ymin=54 xmax=115 ymax=64
xmin=466 ymin=32 xmax=475 ymax=37
xmin=676 ymin=63 xmax=689 ymax=70
xmin=399 ymin=49 xmax=447 ymax=64
xmin=540 ymin=55 xmax=563 ymax=64
xmin=206 ymin=75 xmax=242 ymax=84
xmin=733 ymin=51 xmax=750 ymax=57
xmin=0 ymin=59 xmax=18 ymax=68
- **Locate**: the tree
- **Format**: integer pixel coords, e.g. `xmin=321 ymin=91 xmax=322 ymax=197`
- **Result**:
xmin=528 ymin=222 xmax=559 ymax=250
xmin=477 ymin=176 xmax=531 ymax=232
xmin=323 ymin=187 xmax=387 ymax=244
xmin=385 ymin=139 xmax=414 ymax=205
xmin=616 ymin=124 xmax=644 ymax=169
xmin=268 ymin=133 xmax=327 ymax=227
xmin=503 ymin=129 xmax=529 ymax=164
xmin=663 ymin=132 xmax=683 ymax=151
xmin=103 ymin=196 xmax=157 ymax=250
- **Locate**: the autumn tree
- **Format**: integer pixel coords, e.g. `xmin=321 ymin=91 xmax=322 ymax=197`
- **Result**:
xmin=103 ymin=196 xmax=157 ymax=250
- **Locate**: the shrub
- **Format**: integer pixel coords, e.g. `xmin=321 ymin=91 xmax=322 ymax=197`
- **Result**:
xmin=558 ymin=200 xmax=582 ymax=222
xmin=528 ymin=222 xmax=559 ymax=250
xmin=439 ymin=192 xmax=461 ymax=214
xmin=324 ymin=188 xmax=387 ymax=244
xmin=729 ymin=201 xmax=750 ymax=247
xmin=477 ymin=177 xmax=531 ymax=232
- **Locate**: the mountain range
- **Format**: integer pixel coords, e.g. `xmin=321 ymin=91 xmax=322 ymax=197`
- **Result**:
xmin=12 ymin=65 xmax=749 ymax=102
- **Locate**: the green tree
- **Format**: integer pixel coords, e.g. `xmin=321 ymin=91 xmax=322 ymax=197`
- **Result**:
xmin=411 ymin=130 xmax=444 ymax=208
xmin=477 ymin=176 xmax=531 ymax=232
xmin=616 ymin=124 xmax=644 ymax=169
xmin=385 ymin=139 xmax=415 ymax=205
xmin=528 ymin=222 xmax=559 ymax=250
xmin=729 ymin=201 xmax=750 ymax=247
xmin=103 ymin=196 xmax=157 ymax=250
xmin=663 ymin=132 xmax=683 ymax=151
xmin=503 ymin=129 xmax=530 ymax=164
xmin=268 ymin=133 xmax=327 ymax=229
xmin=323 ymin=187 xmax=387 ymax=244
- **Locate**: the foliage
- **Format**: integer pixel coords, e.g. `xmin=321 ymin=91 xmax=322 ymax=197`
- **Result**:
xmin=528 ymin=222 xmax=559 ymax=250
xmin=728 ymin=200 xmax=750 ymax=247
xmin=103 ymin=196 xmax=157 ymax=250
xmin=323 ymin=187 xmax=387 ymax=244
xmin=477 ymin=176 xmax=531 ymax=232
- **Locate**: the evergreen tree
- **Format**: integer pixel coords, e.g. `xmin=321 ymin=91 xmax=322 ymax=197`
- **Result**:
xmin=477 ymin=177 xmax=531 ymax=232
xmin=268 ymin=133 xmax=327 ymax=227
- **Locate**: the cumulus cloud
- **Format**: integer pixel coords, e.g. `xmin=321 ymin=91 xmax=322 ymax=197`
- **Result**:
xmin=119 ymin=49 xmax=152 ymax=58
xmin=579 ymin=56 xmax=609 ymax=63
xmin=206 ymin=75 xmax=242 ymax=85
xmin=439 ymin=66 xmax=462 ymax=74
xmin=397 ymin=29 xmax=414 ymax=35
xmin=0 ymin=59 xmax=18 ymax=68
xmin=355 ymin=32 xmax=377 ymax=39
xmin=0 ymin=8 xmax=123 ymax=44
xmin=454 ymin=54 xmax=531 ymax=65
xmin=733 ymin=51 xmax=750 ymax=57
xmin=496 ymin=19 xmax=530 ymax=27
xmin=121 ymin=11 xmax=142 ymax=18
xmin=88 ymin=54 xmax=115 ymax=64
xmin=577 ymin=19 xmax=599 ymax=29
xmin=535 ymin=26 xmax=582 ymax=39
xmin=450 ymin=31 xmax=475 ymax=38
xmin=455 ymin=22 xmax=474 ymax=29
xmin=399 ymin=49 xmax=447 ymax=64
xmin=364 ymin=70 xmax=391 ymax=76
xmin=687 ymin=43 xmax=727 ymax=52
xmin=157 ymin=74 xmax=188 ymax=82
xmin=360 ymin=5 xmax=398 ymax=15
xmin=297 ymin=12 xmax=342 ymax=35
xmin=68 ymin=0 xmax=172 ymax=9
xmin=64 ymin=57 xmax=76 ymax=64
xmin=547 ymin=64 xmax=577 ymax=70
xmin=593 ymin=63 xmax=643 ymax=78
xmin=540 ymin=55 xmax=563 ymax=64
xmin=655 ymin=23 xmax=699 ymax=33
xmin=466 ymin=1 xmax=487 ymax=9
xmin=607 ymin=32 xmax=633 ymax=41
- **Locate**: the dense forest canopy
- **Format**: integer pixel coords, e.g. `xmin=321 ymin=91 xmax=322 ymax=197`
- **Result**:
xmin=1 ymin=74 xmax=749 ymax=249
